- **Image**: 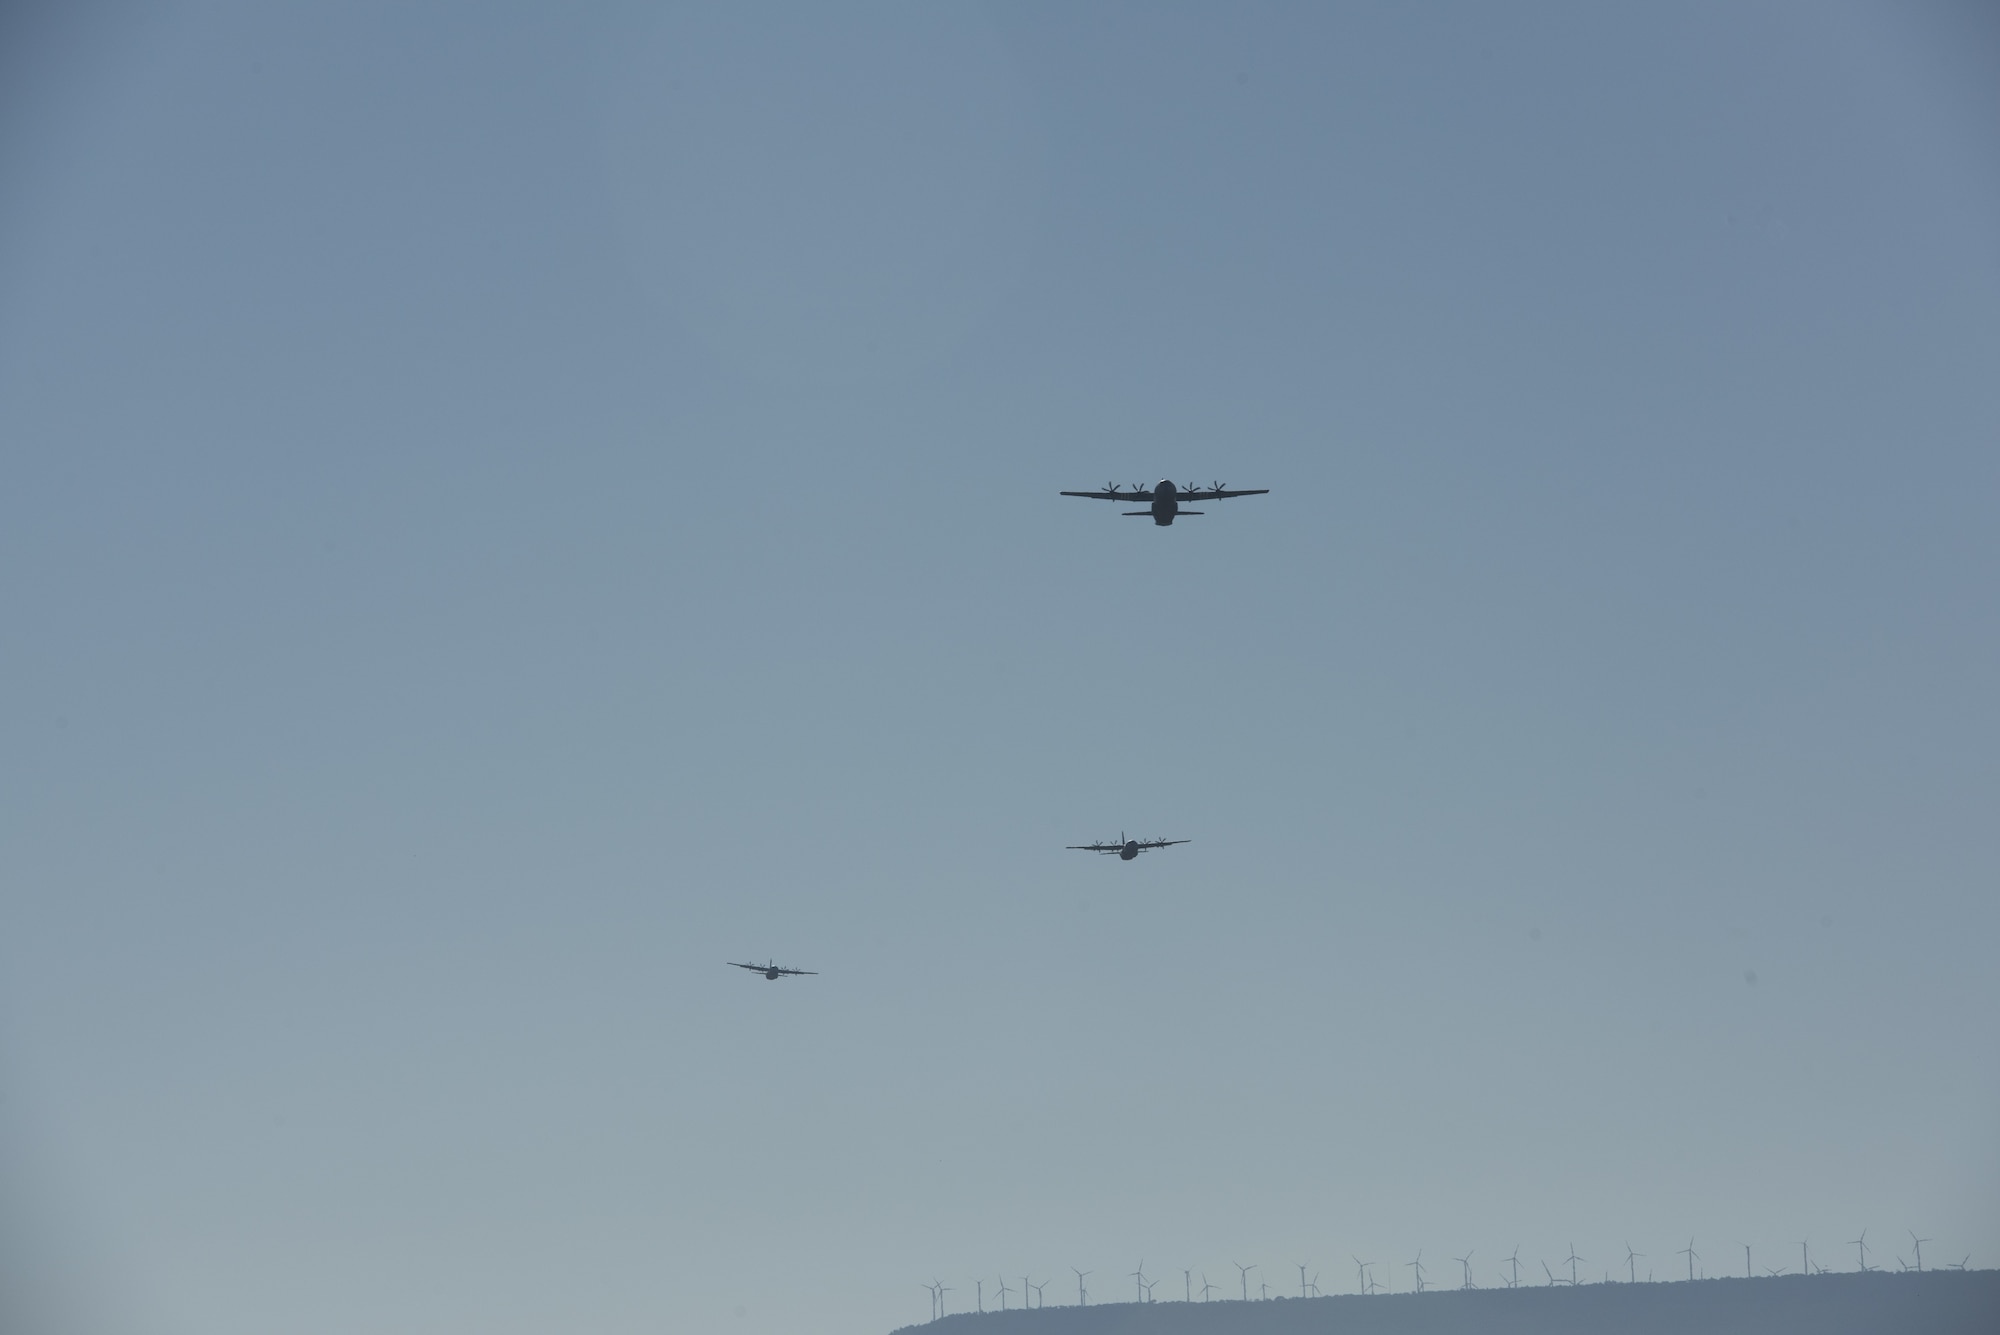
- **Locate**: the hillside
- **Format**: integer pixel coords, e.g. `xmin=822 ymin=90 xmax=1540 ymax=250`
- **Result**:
xmin=893 ymin=1270 xmax=2000 ymax=1335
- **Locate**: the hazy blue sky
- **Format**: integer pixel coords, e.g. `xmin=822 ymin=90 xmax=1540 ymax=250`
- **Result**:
xmin=3 ymin=3 xmax=1997 ymax=1332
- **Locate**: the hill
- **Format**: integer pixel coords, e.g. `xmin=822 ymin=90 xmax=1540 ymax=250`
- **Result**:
xmin=894 ymin=1270 xmax=2000 ymax=1335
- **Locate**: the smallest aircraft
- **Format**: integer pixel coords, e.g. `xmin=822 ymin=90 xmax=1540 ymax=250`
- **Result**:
xmin=1067 ymin=832 xmax=1191 ymax=861
xmin=729 ymin=960 xmax=818 ymax=981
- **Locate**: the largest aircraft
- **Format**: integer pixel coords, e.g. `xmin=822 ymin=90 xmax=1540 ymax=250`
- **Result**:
xmin=1061 ymin=478 xmax=1269 ymax=526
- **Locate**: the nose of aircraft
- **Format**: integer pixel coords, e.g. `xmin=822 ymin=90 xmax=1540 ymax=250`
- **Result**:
xmin=1155 ymin=478 xmax=1177 ymax=495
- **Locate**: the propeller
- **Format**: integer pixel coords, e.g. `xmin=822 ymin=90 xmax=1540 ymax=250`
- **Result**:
xmin=1104 ymin=481 xmax=1121 ymax=493
xmin=1211 ymin=480 xmax=1226 ymax=494
xmin=1132 ymin=482 xmax=1147 ymax=494
xmin=1183 ymin=480 xmax=1200 ymax=494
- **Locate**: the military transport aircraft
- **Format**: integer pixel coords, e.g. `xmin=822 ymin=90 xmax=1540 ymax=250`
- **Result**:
xmin=1060 ymin=479 xmax=1269 ymax=526
xmin=1067 ymin=833 xmax=1191 ymax=861
xmin=729 ymin=960 xmax=818 ymax=980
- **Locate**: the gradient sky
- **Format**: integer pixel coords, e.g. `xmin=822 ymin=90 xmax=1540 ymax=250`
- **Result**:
xmin=3 ymin=4 xmax=1998 ymax=1333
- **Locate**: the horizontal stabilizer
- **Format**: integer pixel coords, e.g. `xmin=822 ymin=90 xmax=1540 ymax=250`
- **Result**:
xmin=1122 ymin=510 xmax=1152 ymax=516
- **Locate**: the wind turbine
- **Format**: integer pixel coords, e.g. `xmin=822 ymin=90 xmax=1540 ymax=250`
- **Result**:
xmin=1307 ymin=1271 xmax=1322 ymax=1297
xmin=1911 ymin=1231 xmax=1931 ymax=1272
xmin=1454 ymin=1252 xmax=1476 ymax=1289
xmin=1765 ymin=1266 xmax=1787 ymax=1277
xmin=1566 ymin=1243 xmax=1585 ymax=1287
xmin=1743 ymin=1244 xmax=1753 ymax=1279
xmin=1235 ymin=1262 xmax=1256 ymax=1302
xmin=1542 ymin=1260 xmax=1558 ymax=1287
xmin=1850 ymin=1229 xmax=1872 ymax=1272
xmin=1407 ymin=1250 xmax=1427 ymax=1293
xmin=1802 ymin=1241 xmax=1811 ymax=1276
xmin=1142 ymin=1278 xmax=1158 ymax=1303
xmin=1626 ymin=1243 xmax=1643 ymax=1284
xmin=1352 ymin=1256 xmax=1373 ymax=1295
xmin=1184 ymin=1269 xmax=1192 ymax=1304
xmin=938 ymin=1284 xmax=953 ymax=1317
xmin=996 ymin=1276 xmax=1012 ymax=1311
xmin=1259 ymin=1280 xmax=1270 ymax=1301
xmin=924 ymin=1281 xmax=942 ymax=1321
xmin=1506 ymin=1246 xmax=1522 ymax=1289
xmin=976 ymin=1280 xmax=983 ymax=1314
xmin=1029 ymin=1280 xmax=1047 ymax=1309
xmin=1200 ymin=1273 xmax=1217 ymax=1302
xmin=1073 ymin=1268 xmax=1090 ymax=1307
xmin=1679 ymin=1239 xmax=1700 ymax=1282
xmin=1950 ymin=1256 xmax=1969 ymax=1271
xmin=1130 ymin=1261 xmax=1147 ymax=1305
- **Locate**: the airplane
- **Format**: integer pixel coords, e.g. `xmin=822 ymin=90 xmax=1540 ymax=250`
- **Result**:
xmin=729 ymin=960 xmax=818 ymax=981
xmin=1066 ymin=832 xmax=1190 ymax=861
xmin=1060 ymin=478 xmax=1269 ymax=526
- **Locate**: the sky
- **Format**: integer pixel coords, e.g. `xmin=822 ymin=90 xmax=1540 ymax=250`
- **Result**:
xmin=2 ymin=2 xmax=1997 ymax=1332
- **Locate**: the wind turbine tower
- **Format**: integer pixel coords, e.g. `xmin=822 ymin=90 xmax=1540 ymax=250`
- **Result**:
xmin=1566 ymin=1244 xmax=1585 ymax=1287
xmin=1455 ymin=1252 xmax=1476 ymax=1289
xmin=1073 ymin=1268 xmax=1090 ymax=1307
xmin=1235 ymin=1262 xmax=1256 ymax=1302
xmin=1911 ymin=1231 xmax=1931 ymax=1272
xmin=1679 ymin=1239 xmax=1699 ymax=1282
xmin=1851 ymin=1230 xmax=1872 ymax=1272
xmin=1626 ymin=1244 xmax=1643 ymax=1284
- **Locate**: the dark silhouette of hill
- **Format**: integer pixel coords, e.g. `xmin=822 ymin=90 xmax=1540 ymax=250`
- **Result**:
xmin=893 ymin=1270 xmax=2000 ymax=1335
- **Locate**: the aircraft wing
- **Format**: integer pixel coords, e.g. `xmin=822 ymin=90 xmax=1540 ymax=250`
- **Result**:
xmin=1066 ymin=843 xmax=1123 ymax=853
xmin=773 ymin=967 xmax=817 ymax=976
xmin=1186 ymin=488 xmax=1268 ymax=501
xmin=727 ymin=962 xmax=764 ymax=972
xmin=1060 ymin=490 xmax=1155 ymax=501
xmin=1133 ymin=838 xmax=1190 ymax=849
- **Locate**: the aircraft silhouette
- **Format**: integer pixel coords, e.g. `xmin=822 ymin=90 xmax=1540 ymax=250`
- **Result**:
xmin=1066 ymin=833 xmax=1190 ymax=861
xmin=728 ymin=960 xmax=818 ymax=981
xmin=1061 ymin=478 xmax=1269 ymax=526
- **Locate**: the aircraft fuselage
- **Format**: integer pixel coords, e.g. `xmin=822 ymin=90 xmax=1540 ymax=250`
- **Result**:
xmin=1148 ymin=478 xmax=1181 ymax=526
xmin=1120 ymin=841 xmax=1140 ymax=860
